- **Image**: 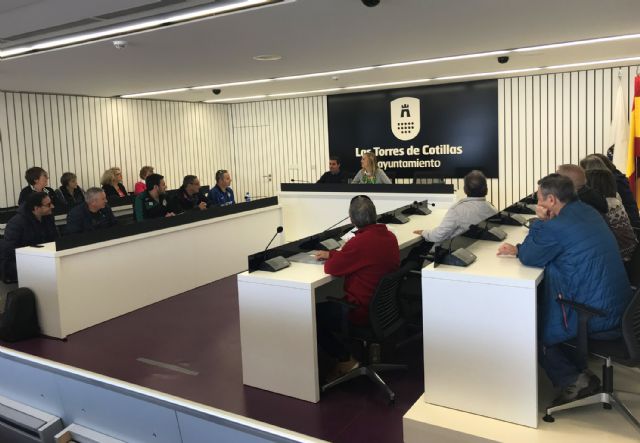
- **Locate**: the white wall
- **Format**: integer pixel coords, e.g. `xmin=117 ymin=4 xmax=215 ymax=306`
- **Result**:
xmin=1 ymin=64 xmax=639 ymax=209
xmin=0 ymin=93 xmax=232 ymax=207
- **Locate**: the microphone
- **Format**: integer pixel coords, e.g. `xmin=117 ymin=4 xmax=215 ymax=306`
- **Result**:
xmin=415 ymin=200 xmax=436 ymax=208
xmin=323 ymin=215 xmax=351 ymax=232
xmin=290 ymin=179 xmax=311 ymax=183
xmin=264 ymin=226 xmax=284 ymax=257
xmin=257 ymin=226 xmax=290 ymax=272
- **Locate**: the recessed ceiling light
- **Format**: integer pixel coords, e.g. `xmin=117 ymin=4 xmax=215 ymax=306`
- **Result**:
xmin=121 ymin=88 xmax=189 ymax=98
xmin=253 ymin=54 xmax=283 ymax=61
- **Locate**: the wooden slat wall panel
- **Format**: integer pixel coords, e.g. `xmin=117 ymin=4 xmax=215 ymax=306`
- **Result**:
xmin=0 ymin=94 xmax=232 ymax=207
xmin=2 ymin=64 xmax=639 ymax=209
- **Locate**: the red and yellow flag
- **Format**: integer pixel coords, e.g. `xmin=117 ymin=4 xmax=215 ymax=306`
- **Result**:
xmin=629 ymin=75 xmax=640 ymax=205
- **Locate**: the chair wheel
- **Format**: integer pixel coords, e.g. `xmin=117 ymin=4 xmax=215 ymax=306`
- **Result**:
xmin=543 ymin=414 xmax=555 ymax=423
xmin=603 ymin=403 xmax=612 ymax=410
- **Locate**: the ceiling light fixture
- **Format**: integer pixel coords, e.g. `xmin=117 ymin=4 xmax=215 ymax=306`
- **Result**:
xmin=0 ymin=0 xmax=285 ymax=59
xmin=205 ymin=95 xmax=268 ymax=103
xmin=545 ymin=55 xmax=640 ymax=70
xmin=276 ymin=66 xmax=375 ymax=81
xmin=343 ymin=78 xmax=432 ymax=90
xmin=253 ymin=54 xmax=283 ymax=61
xmin=121 ymin=88 xmax=189 ymax=98
xmin=434 ymin=67 xmax=542 ymax=81
xmin=268 ymin=88 xmax=343 ymax=98
xmin=380 ymin=50 xmax=510 ymax=69
xmin=514 ymin=33 xmax=640 ymax=53
xmin=192 ymin=79 xmax=274 ymax=90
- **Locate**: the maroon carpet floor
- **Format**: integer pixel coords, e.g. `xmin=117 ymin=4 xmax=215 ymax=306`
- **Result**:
xmin=4 ymin=276 xmax=425 ymax=443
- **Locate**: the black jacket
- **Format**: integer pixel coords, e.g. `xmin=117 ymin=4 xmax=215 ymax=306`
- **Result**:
xmin=17 ymin=186 xmax=58 ymax=206
xmin=102 ymin=183 xmax=128 ymax=199
xmin=613 ymin=169 xmax=640 ymax=227
xmin=55 ymin=186 xmax=85 ymax=210
xmin=1 ymin=206 xmax=58 ymax=281
xmin=134 ymin=191 xmax=170 ymax=221
xmin=65 ymin=203 xmax=117 ymax=235
xmin=172 ymin=187 xmax=206 ymax=213
xmin=317 ymin=170 xmax=349 ymax=184
xmin=577 ymin=185 xmax=608 ymax=214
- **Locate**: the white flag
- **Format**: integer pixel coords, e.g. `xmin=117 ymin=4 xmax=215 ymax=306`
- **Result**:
xmin=611 ymin=81 xmax=629 ymax=172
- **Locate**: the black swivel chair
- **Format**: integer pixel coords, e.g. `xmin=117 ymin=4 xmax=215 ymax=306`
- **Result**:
xmin=543 ymin=288 xmax=640 ymax=430
xmin=321 ymin=264 xmax=413 ymax=402
xmin=627 ymin=245 xmax=640 ymax=289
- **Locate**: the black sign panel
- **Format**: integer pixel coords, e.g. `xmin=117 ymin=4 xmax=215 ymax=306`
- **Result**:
xmin=328 ymin=80 xmax=498 ymax=179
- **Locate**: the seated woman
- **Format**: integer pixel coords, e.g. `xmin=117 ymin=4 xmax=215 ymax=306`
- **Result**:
xmin=18 ymin=166 xmax=58 ymax=206
xmin=55 ymin=172 xmax=85 ymax=209
xmin=135 ymin=165 xmax=154 ymax=195
xmin=101 ymin=167 xmax=128 ymax=198
xmin=585 ymin=168 xmax=638 ymax=262
xmin=351 ymin=152 xmax=392 ymax=184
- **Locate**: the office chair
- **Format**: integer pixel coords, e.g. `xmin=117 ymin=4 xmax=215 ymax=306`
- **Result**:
xmin=627 ymin=246 xmax=640 ymax=289
xmin=543 ymin=288 xmax=640 ymax=431
xmin=321 ymin=264 xmax=413 ymax=403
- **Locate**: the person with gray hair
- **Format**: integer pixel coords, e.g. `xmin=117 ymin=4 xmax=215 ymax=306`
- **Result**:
xmin=314 ymin=195 xmax=400 ymax=381
xmin=413 ymin=170 xmax=497 ymax=243
xmin=498 ymin=173 xmax=631 ymax=406
xmin=65 ymin=187 xmax=117 ymax=234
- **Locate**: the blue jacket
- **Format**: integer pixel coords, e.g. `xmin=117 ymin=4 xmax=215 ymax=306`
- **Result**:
xmin=65 ymin=203 xmax=117 ymax=235
xmin=207 ymin=185 xmax=235 ymax=207
xmin=518 ymin=200 xmax=631 ymax=346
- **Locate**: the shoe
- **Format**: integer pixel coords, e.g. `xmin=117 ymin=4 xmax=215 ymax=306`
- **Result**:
xmin=551 ymin=372 xmax=601 ymax=406
xmin=325 ymin=356 xmax=360 ymax=383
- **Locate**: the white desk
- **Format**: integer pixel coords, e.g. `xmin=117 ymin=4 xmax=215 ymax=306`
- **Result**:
xmin=278 ymin=190 xmax=456 ymax=241
xmin=238 ymin=209 xmax=448 ymax=403
xmin=421 ymin=222 xmax=544 ymax=428
xmin=16 ymin=205 xmax=283 ymax=338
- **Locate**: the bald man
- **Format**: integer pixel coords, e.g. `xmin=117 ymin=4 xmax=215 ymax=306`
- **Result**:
xmin=556 ymin=164 xmax=607 ymax=214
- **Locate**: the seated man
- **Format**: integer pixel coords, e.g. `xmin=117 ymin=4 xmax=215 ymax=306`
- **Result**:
xmin=134 ymin=173 xmax=175 ymax=222
xmin=317 ymin=156 xmax=349 ymax=184
xmin=65 ymin=187 xmax=117 ymax=234
xmin=556 ymin=164 xmax=607 ymax=214
xmin=207 ymin=170 xmax=235 ymax=207
xmin=173 ymin=175 xmax=207 ymax=212
xmin=1 ymin=192 xmax=58 ymax=282
xmin=413 ymin=170 xmax=497 ymax=243
xmin=314 ymin=195 xmax=400 ymax=378
xmin=498 ymin=174 xmax=631 ymax=405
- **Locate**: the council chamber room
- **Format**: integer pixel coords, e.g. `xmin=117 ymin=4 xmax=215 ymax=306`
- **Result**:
xmin=0 ymin=1 xmax=639 ymax=442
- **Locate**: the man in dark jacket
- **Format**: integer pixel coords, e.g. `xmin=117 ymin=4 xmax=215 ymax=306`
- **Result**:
xmin=1 ymin=192 xmax=58 ymax=282
xmin=557 ymin=164 xmax=607 ymax=214
xmin=317 ymin=156 xmax=349 ymax=184
xmin=172 ymin=175 xmax=207 ymax=213
xmin=314 ymin=195 xmax=400 ymax=380
xmin=498 ymin=174 xmax=631 ymax=406
xmin=134 ymin=173 xmax=175 ymax=221
xmin=65 ymin=187 xmax=117 ymax=235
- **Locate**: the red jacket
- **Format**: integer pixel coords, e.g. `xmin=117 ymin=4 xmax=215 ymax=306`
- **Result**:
xmin=324 ymin=223 xmax=400 ymax=325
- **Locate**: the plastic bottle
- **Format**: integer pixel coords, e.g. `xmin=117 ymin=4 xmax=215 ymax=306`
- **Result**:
xmin=245 ymin=192 xmax=251 ymax=202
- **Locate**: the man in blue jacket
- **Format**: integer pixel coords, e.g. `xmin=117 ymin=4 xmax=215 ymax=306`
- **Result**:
xmin=65 ymin=187 xmax=117 ymax=234
xmin=498 ymin=174 xmax=631 ymax=405
xmin=208 ymin=169 xmax=235 ymax=207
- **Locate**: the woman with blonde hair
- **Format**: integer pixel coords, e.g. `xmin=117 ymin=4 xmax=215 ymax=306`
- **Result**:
xmin=351 ymin=152 xmax=392 ymax=184
xmin=101 ymin=167 xmax=127 ymax=198
xmin=134 ymin=166 xmax=154 ymax=195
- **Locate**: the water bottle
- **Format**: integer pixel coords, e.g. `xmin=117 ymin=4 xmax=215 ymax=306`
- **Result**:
xmin=245 ymin=192 xmax=251 ymax=202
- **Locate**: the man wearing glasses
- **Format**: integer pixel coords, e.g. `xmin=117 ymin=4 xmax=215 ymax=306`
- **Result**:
xmin=1 ymin=192 xmax=58 ymax=283
xmin=208 ymin=170 xmax=235 ymax=207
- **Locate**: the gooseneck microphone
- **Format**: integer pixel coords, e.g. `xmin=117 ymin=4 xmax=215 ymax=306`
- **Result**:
xmin=290 ymin=179 xmax=311 ymax=183
xmin=323 ymin=215 xmax=351 ymax=232
xmin=264 ymin=226 xmax=284 ymax=258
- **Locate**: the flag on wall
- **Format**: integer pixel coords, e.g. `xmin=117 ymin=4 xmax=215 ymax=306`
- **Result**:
xmin=611 ymin=81 xmax=629 ymax=172
xmin=629 ymin=75 xmax=640 ymax=204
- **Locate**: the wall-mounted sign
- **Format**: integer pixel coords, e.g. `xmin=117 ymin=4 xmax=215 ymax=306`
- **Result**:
xmin=328 ymin=80 xmax=498 ymax=179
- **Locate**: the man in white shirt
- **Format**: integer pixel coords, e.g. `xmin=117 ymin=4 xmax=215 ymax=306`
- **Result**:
xmin=413 ymin=170 xmax=497 ymax=243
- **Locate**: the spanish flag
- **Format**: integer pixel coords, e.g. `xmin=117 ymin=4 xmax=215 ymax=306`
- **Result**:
xmin=629 ymin=75 xmax=640 ymax=205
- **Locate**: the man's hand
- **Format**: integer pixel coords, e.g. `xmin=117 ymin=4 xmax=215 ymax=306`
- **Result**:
xmin=165 ymin=212 xmax=176 ymax=217
xmin=497 ymin=243 xmax=517 ymax=256
xmin=535 ymin=205 xmax=550 ymax=220
xmin=314 ymin=250 xmax=330 ymax=261
xmin=413 ymin=229 xmax=424 ymax=236
xmin=198 ymin=202 xmax=207 ymax=210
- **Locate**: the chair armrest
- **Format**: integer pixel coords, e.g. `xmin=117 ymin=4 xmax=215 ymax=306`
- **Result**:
xmin=556 ymin=298 xmax=605 ymax=318
xmin=327 ymin=296 xmax=358 ymax=309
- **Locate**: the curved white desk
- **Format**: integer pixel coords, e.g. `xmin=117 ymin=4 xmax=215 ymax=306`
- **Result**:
xmin=16 ymin=206 xmax=283 ymax=338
